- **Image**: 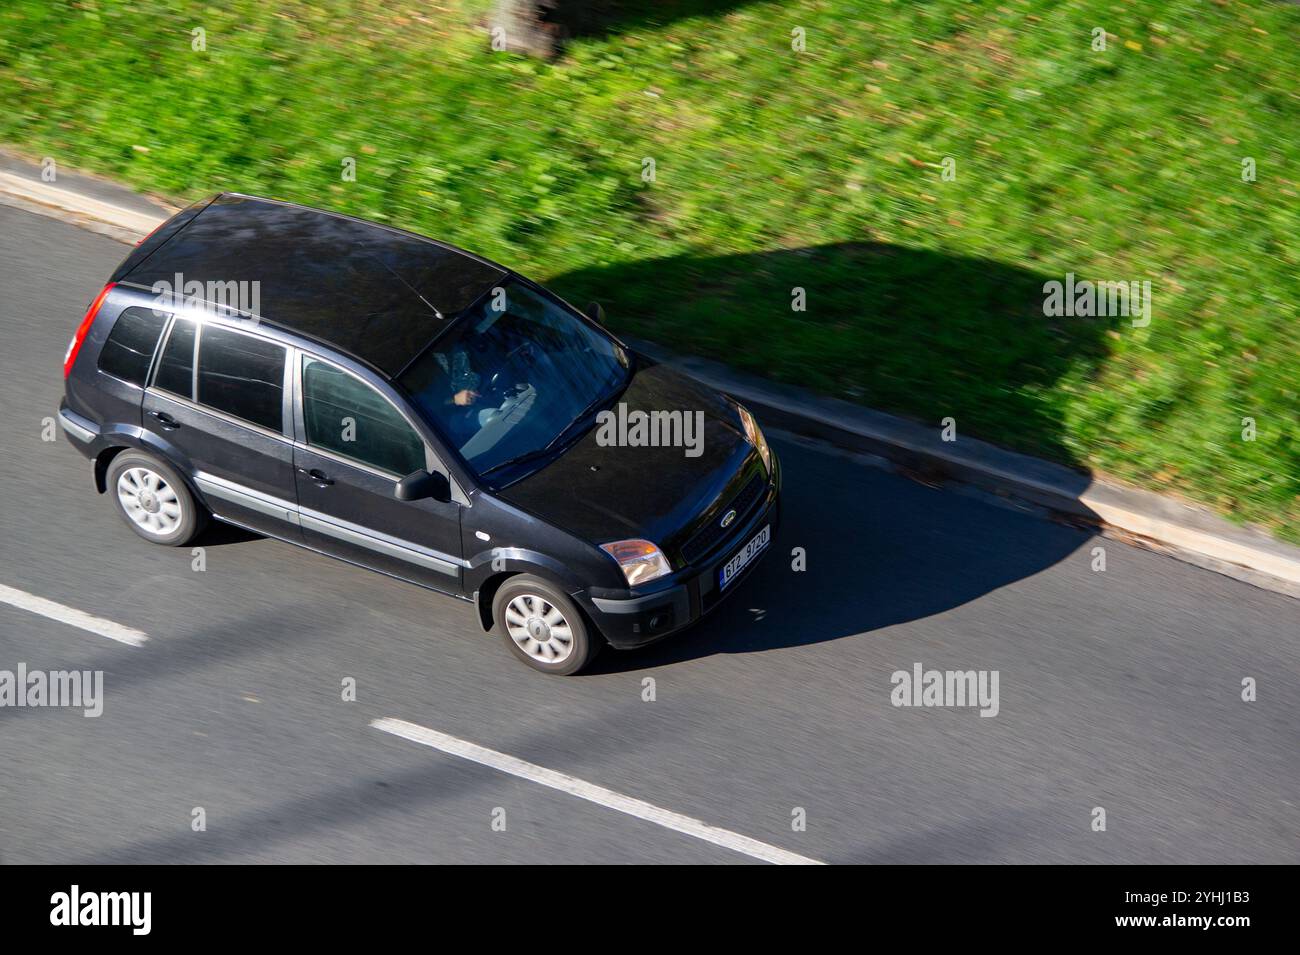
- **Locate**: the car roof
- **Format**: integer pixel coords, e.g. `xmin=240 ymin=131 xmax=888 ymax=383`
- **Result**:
xmin=116 ymin=193 xmax=507 ymax=378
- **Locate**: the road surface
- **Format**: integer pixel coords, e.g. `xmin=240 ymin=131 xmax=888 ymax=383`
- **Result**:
xmin=1 ymin=204 xmax=1296 ymax=864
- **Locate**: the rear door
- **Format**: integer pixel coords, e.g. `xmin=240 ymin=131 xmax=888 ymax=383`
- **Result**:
xmin=292 ymin=352 xmax=464 ymax=594
xmin=141 ymin=316 xmax=300 ymax=538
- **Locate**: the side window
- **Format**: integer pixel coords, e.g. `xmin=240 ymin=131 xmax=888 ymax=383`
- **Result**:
xmin=196 ymin=325 xmax=286 ymax=432
xmin=97 ymin=306 xmax=169 ymax=387
xmin=153 ymin=317 xmax=196 ymax=398
xmin=302 ymin=358 xmax=425 ymax=476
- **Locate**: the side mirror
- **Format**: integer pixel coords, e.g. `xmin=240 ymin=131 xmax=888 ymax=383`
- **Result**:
xmin=395 ymin=469 xmax=450 ymax=503
xmin=585 ymin=301 xmax=606 ymax=325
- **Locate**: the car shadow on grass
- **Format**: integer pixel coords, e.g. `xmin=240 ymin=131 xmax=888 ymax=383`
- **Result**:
xmin=544 ymin=1 xmax=762 ymax=40
xmin=550 ymin=241 xmax=1115 ymax=470
xmin=552 ymin=242 xmax=1111 ymax=671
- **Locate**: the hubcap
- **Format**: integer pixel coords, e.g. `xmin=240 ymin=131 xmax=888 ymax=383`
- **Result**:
xmin=116 ymin=467 xmax=182 ymax=537
xmin=504 ymin=594 xmax=574 ymax=664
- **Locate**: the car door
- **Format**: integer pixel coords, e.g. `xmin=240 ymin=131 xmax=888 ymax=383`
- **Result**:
xmin=141 ymin=315 xmax=301 ymax=539
xmin=292 ymin=351 xmax=464 ymax=594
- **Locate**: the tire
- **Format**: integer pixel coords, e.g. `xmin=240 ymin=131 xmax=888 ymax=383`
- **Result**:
xmin=493 ymin=574 xmax=602 ymax=675
xmin=107 ymin=450 xmax=207 ymax=547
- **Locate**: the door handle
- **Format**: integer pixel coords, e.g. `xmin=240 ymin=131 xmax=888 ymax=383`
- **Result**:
xmin=147 ymin=410 xmax=179 ymax=429
xmin=298 ymin=467 xmax=334 ymax=487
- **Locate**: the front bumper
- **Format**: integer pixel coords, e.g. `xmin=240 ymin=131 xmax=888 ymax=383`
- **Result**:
xmin=578 ymin=453 xmax=782 ymax=650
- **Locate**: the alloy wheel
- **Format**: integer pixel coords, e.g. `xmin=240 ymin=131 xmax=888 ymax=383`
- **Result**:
xmin=116 ymin=466 xmax=183 ymax=538
xmin=503 ymin=593 xmax=575 ymax=664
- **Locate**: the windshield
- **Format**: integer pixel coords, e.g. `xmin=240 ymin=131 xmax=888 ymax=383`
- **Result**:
xmin=398 ymin=279 xmax=629 ymax=481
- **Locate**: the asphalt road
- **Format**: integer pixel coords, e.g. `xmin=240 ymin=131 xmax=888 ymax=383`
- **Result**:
xmin=1 ymin=204 xmax=1297 ymax=864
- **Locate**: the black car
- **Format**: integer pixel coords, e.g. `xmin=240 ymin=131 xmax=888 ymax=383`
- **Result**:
xmin=59 ymin=194 xmax=780 ymax=674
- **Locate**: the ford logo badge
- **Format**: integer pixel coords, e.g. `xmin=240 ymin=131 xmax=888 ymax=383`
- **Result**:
xmin=720 ymin=509 xmax=737 ymax=529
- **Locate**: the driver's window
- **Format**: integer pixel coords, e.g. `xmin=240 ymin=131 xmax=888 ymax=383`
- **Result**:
xmin=302 ymin=357 xmax=425 ymax=476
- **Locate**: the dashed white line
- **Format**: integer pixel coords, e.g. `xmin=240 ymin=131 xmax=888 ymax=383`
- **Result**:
xmin=371 ymin=716 xmax=825 ymax=865
xmin=0 ymin=584 xmax=147 ymax=647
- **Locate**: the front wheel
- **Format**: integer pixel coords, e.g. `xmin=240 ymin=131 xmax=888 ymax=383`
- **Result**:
xmin=493 ymin=575 xmax=601 ymax=675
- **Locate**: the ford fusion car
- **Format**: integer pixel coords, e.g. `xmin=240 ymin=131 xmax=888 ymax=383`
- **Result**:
xmin=58 ymin=194 xmax=780 ymax=674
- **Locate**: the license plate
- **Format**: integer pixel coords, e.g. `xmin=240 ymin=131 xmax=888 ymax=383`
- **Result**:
xmin=719 ymin=524 xmax=770 ymax=590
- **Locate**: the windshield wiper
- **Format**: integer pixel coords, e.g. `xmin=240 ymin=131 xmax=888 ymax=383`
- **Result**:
xmin=480 ymin=373 xmax=628 ymax=482
xmin=479 ymin=444 xmax=561 ymax=480
xmin=548 ymin=389 xmax=613 ymax=449
xmin=479 ymin=406 xmax=597 ymax=481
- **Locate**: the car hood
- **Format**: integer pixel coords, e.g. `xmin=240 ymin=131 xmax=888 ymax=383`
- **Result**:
xmin=498 ymin=360 xmax=762 ymax=563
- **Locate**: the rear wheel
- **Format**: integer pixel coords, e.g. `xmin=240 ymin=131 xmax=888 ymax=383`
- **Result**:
xmin=107 ymin=451 xmax=206 ymax=546
xmin=493 ymin=575 xmax=601 ymax=675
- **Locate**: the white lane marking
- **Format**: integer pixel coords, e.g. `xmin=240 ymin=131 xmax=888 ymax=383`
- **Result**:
xmin=371 ymin=717 xmax=824 ymax=865
xmin=0 ymin=584 xmax=147 ymax=647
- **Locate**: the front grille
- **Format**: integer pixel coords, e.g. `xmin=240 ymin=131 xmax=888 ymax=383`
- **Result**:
xmin=680 ymin=472 xmax=765 ymax=565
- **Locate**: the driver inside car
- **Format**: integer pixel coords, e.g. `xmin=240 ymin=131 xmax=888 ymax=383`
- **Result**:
xmin=435 ymin=345 xmax=481 ymax=409
xmin=429 ymin=342 xmax=488 ymax=444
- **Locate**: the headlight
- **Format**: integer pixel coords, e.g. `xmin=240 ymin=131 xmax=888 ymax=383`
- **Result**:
xmin=737 ymin=404 xmax=772 ymax=474
xmin=599 ymin=539 xmax=672 ymax=587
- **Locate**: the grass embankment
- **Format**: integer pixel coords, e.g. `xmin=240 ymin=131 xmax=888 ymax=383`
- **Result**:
xmin=1 ymin=0 xmax=1295 ymax=536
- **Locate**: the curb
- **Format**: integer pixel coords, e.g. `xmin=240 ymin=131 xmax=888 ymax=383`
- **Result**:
xmin=0 ymin=152 xmax=175 ymax=244
xmin=3 ymin=166 xmax=1297 ymax=599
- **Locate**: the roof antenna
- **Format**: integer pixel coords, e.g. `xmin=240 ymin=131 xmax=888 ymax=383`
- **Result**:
xmin=416 ymin=291 xmax=445 ymax=321
xmin=372 ymin=255 xmax=445 ymax=319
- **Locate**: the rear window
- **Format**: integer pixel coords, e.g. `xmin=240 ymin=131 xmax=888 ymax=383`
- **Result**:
xmin=196 ymin=325 xmax=286 ymax=432
xmin=97 ymin=306 xmax=169 ymax=387
xmin=153 ymin=317 xmax=196 ymax=398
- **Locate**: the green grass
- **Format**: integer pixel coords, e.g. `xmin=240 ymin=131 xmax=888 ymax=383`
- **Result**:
xmin=1 ymin=0 xmax=1296 ymax=537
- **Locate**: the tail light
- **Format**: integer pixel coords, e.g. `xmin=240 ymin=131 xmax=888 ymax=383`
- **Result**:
xmin=63 ymin=282 xmax=115 ymax=379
